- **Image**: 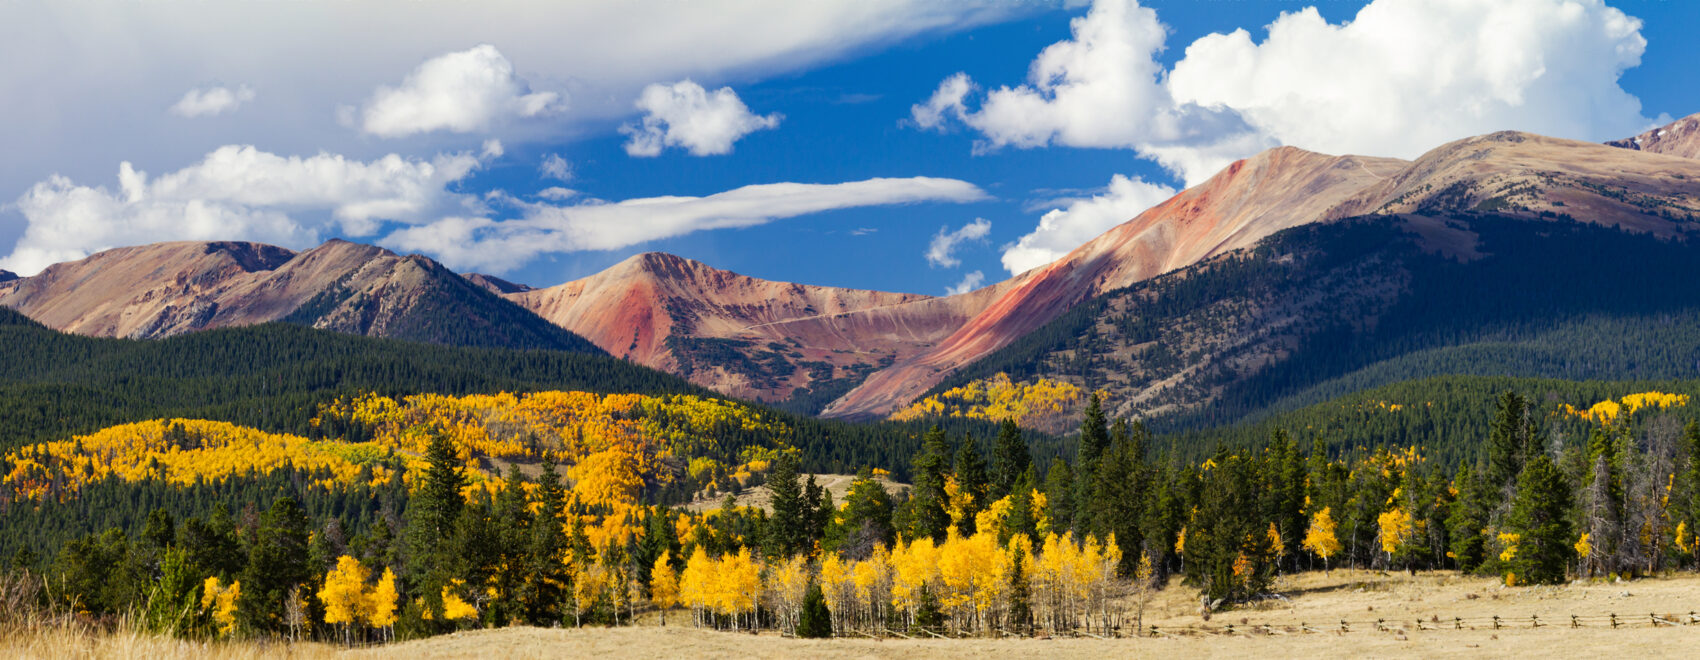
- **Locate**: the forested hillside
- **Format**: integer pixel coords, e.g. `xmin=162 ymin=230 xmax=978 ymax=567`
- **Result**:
xmin=920 ymin=214 xmax=1700 ymax=432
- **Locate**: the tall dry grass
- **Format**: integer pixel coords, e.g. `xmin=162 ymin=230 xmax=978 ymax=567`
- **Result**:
xmin=0 ymin=570 xmax=335 ymax=660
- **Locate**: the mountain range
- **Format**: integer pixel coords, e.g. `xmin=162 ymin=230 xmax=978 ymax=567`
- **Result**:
xmin=4 ymin=112 xmax=1698 ymax=431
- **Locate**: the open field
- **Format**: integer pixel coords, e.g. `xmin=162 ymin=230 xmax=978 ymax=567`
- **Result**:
xmin=7 ymin=570 xmax=1699 ymax=659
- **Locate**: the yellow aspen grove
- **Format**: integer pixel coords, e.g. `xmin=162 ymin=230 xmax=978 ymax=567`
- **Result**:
xmin=888 ymin=536 xmax=939 ymax=626
xmin=719 ymin=547 xmax=763 ymax=630
xmin=650 ymin=551 xmax=679 ymax=626
xmin=763 ymin=554 xmax=811 ymax=633
xmin=573 ymin=563 xmax=611 ymax=627
xmin=680 ymin=545 xmax=713 ymax=627
xmin=1378 ymin=507 xmax=1414 ymax=557
xmin=1303 ymin=507 xmax=1342 ymax=571
xmin=318 ymin=555 xmax=373 ymax=644
xmin=200 ymin=577 xmax=240 ymax=638
xmin=819 ymin=554 xmax=852 ymax=633
xmin=852 ymin=545 xmax=893 ymax=631
xmin=368 ymin=568 xmax=399 ymax=640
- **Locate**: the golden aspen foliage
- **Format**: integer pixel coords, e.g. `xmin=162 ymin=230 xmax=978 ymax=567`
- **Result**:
xmin=200 ymin=577 xmax=240 ymax=637
xmin=438 ymin=580 xmax=479 ymax=621
xmin=318 ymin=555 xmax=372 ymax=626
xmin=889 ymin=373 xmax=1085 ymax=428
xmin=1575 ymin=533 xmax=1592 ymax=559
xmin=368 ymin=567 xmax=399 ymax=629
xmin=1303 ymin=507 xmax=1342 ymax=562
xmin=650 ymin=551 xmax=679 ymax=611
xmin=1378 ymin=507 xmax=1415 ymax=555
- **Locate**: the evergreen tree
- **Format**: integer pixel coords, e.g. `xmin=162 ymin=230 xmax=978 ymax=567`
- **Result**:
xmin=833 ymin=468 xmax=894 ymax=559
xmin=1486 ymin=391 xmax=1540 ymax=494
xmin=796 ymin=582 xmax=832 ymax=638
xmin=953 ymin=434 xmax=989 ymax=536
xmin=406 ymin=430 xmax=466 ymax=599
xmin=765 ymin=452 xmax=807 ymax=558
xmin=523 ymin=457 xmax=570 ymax=624
xmin=1043 ymin=459 xmax=1074 ymax=535
xmin=990 ymin=419 xmax=1030 ymax=501
xmin=240 ymin=497 xmax=312 ymax=633
xmin=1007 ymin=548 xmax=1032 ymax=636
xmin=1445 ymin=462 xmax=1489 ymax=572
xmin=1074 ymin=393 xmax=1110 ymax=534
xmin=804 ymin=475 xmax=832 ymax=549
xmin=908 ymin=426 xmax=952 ymax=542
xmin=1003 ymin=466 xmax=1038 ymax=544
xmin=1580 ymin=428 xmax=1625 ymax=577
xmin=1505 ymin=453 xmax=1575 ymax=585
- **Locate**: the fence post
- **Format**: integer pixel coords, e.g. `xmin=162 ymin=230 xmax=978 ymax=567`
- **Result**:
xmin=1531 ymin=614 xmax=1540 ymax=628
xmin=1492 ymin=616 xmax=1501 ymax=630
xmin=1340 ymin=619 xmax=1349 ymax=633
xmin=1376 ymin=618 xmax=1385 ymax=632
xmin=1454 ymin=617 xmax=1462 ymax=630
xmin=1610 ymin=613 xmax=1619 ymax=629
xmin=1571 ymin=615 xmax=1579 ymax=628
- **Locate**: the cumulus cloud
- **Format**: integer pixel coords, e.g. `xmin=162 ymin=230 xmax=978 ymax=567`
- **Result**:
xmin=1167 ymin=0 xmax=1653 ymax=159
xmin=925 ymin=217 xmax=991 ymax=268
xmin=382 ymin=177 xmax=987 ymax=273
xmin=917 ymin=0 xmax=1268 ymax=185
xmin=359 ymin=45 xmax=562 ymax=138
xmin=1 ymin=145 xmax=487 ymax=275
xmin=170 ymin=85 xmax=256 ymax=118
xmin=621 ymin=81 xmax=781 ymax=157
xmin=539 ymin=154 xmax=573 ymax=181
xmin=945 ymin=270 xmax=985 ymax=296
xmin=1001 ymin=174 xmax=1174 ymax=275
xmin=924 ymin=0 xmax=1654 ymax=184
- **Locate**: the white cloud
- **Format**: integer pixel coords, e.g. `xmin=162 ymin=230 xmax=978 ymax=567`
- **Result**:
xmin=359 ymin=45 xmax=562 ymax=138
xmin=1167 ymin=0 xmax=1652 ymax=159
xmin=945 ymin=270 xmax=985 ymax=296
xmin=1 ymin=145 xmax=487 ymax=275
xmin=382 ymin=177 xmax=987 ymax=273
xmin=910 ymin=72 xmax=972 ymax=130
xmin=539 ymin=154 xmax=573 ymax=181
xmin=1001 ymin=173 xmax=1173 ymax=275
xmin=621 ymin=81 xmax=781 ymax=157
xmin=923 ymin=0 xmax=1654 ymax=184
xmin=925 ymin=217 xmax=991 ymax=268
xmin=536 ymin=186 xmax=579 ymax=201
xmin=919 ymin=0 xmax=1268 ymax=185
xmin=170 ymin=85 xmax=255 ymax=118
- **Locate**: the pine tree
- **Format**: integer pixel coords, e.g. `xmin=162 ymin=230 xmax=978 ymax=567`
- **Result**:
xmin=909 ymin=426 xmax=952 ymax=542
xmin=523 ymin=457 xmax=570 ymax=625
xmin=1007 ymin=548 xmax=1032 ymax=636
xmin=765 ymin=452 xmax=807 ymax=558
xmin=1505 ymin=453 xmax=1575 ymax=585
xmin=406 ymin=429 xmax=466 ymax=602
xmin=990 ymin=419 xmax=1030 ymax=501
xmin=240 ymin=497 xmax=312 ymax=633
xmin=953 ymin=434 xmax=989 ymax=536
xmin=796 ymin=582 xmax=832 ymax=638
xmin=1044 ymin=459 xmax=1074 ymax=535
xmin=1487 ymin=391 xmax=1540 ymax=495
xmin=1074 ymin=393 xmax=1109 ymax=534
xmin=1445 ymin=462 xmax=1489 ymax=572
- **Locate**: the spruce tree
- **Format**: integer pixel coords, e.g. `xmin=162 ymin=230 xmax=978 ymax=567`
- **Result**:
xmin=406 ymin=430 xmax=466 ymax=597
xmin=1007 ymin=549 xmax=1032 ymax=636
xmin=766 ymin=452 xmax=807 ymax=558
xmin=1044 ymin=459 xmax=1074 ymax=535
xmin=953 ymin=434 xmax=989 ymax=536
xmin=909 ymin=426 xmax=952 ymax=542
xmin=796 ymin=582 xmax=833 ymax=638
xmin=240 ymin=497 xmax=312 ymax=633
xmin=1074 ymin=393 xmax=1110 ymax=534
xmin=524 ymin=456 xmax=571 ymax=624
xmin=1445 ymin=462 xmax=1489 ymax=572
xmin=1506 ymin=453 xmax=1575 ymax=585
xmin=990 ymin=419 xmax=1030 ymax=500
xmin=1487 ymin=391 xmax=1539 ymax=494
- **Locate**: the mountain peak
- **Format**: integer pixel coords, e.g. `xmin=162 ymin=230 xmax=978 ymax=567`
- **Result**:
xmin=1608 ymin=112 xmax=1700 ymax=160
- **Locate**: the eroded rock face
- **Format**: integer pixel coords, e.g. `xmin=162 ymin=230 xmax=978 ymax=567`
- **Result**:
xmin=503 ymin=252 xmax=997 ymax=403
xmin=1609 ymin=112 xmax=1700 ymax=160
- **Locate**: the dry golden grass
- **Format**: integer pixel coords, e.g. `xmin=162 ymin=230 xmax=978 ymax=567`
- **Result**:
xmin=10 ymin=570 xmax=1699 ymax=658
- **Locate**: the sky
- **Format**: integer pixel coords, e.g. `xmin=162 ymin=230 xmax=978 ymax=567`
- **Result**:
xmin=1 ymin=0 xmax=1696 ymax=295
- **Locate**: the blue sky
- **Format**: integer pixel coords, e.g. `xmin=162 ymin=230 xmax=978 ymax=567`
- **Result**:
xmin=2 ymin=0 xmax=1695 ymax=295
